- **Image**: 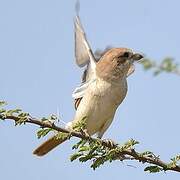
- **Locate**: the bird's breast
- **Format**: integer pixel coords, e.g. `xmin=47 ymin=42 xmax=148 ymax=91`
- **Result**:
xmin=72 ymin=78 xmax=127 ymax=135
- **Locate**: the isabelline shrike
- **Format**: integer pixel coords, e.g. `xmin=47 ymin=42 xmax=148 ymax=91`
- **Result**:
xmin=33 ymin=3 xmax=143 ymax=156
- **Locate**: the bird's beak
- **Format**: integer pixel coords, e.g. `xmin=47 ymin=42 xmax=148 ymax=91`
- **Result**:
xmin=131 ymin=53 xmax=144 ymax=61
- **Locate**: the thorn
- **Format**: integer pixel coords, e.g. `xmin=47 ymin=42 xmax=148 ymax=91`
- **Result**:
xmin=56 ymin=107 xmax=66 ymax=126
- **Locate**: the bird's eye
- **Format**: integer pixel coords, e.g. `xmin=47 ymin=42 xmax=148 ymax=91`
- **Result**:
xmin=117 ymin=52 xmax=130 ymax=59
xmin=122 ymin=52 xmax=130 ymax=58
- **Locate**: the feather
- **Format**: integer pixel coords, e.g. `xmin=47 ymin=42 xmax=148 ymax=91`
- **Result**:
xmin=73 ymin=6 xmax=97 ymax=101
xmin=74 ymin=15 xmax=96 ymax=69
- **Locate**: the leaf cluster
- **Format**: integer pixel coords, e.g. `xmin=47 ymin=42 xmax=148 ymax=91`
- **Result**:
xmin=144 ymin=155 xmax=180 ymax=173
xmin=140 ymin=58 xmax=180 ymax=76
xmin=0 ymin=102 xmax=29 ymax=125
xmin=70 ymin=139 xmax=139 ymax=170
xmin=1 ymin=101 xmax=180 ymax=173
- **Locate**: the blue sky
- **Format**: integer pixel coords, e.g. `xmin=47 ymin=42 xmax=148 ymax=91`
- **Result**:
xmin=0 ymin=0 xmax=180 ymax=179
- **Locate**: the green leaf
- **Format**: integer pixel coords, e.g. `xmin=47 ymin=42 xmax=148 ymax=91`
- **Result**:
xmin=37 ymin=128 xmax=53 ymax=139
xmin=160 ymin=58 xmax=176 ymax=72
xmin=88 ymin=146 xmax=99 ymax=155
xmin=173 ymin=155 xmax=180 ymax=162
xmin=0 ymin=101 xmax=7 ymax=106
xmin=0 ymin=109 xmax=7 ymax=120
xmin=140 ymin=151 xmax=155 ymax=158
xmin=140 ymin=59 xmax=155 ymax=70
xmin=119 ymin=139 xmax=139 ymax=151
xmin=79 ymin=153 xmax=97 ymax=162
xmin=0 ymin=109 xmax=6 ymax=113
xmin=72 ymin=139 xmax=87 ymax=150
xmin=6 ymin=109 xmax=22 ymax=116
xmin=167 ymin=154 xmax=180 ymax=168
xmin=144 ymin=165 xmax=163 ymax=173
xmin=91 ymin=157 xmax=106 ymax=170
xmin=70 ymin=153 xmax=83 ymax=162
xmin=18 ymin=112 xmax=29 ymax=117
xmin=55 ymin=132 xmax=69 ymax=140
xmin=79 ymin=146 xmax=90 ymax=152
xmin=72 ymin=116 xmax=87 ymax=131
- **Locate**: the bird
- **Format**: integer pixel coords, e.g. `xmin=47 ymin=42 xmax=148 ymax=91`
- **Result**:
xmin=33 ymin=2 xmax=143 ymax=156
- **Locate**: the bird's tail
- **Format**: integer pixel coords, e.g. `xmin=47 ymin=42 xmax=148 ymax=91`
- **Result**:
xmin=33 ymin=134 xmax=68 ymax=156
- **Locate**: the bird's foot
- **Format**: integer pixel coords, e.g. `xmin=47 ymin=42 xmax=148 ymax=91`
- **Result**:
xmin=80 ymin=129 xmax=91 ymax=138
xmin=102 ymin=139 xmax=117 ymax=148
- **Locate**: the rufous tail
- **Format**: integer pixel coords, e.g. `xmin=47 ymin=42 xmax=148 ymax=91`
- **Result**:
xmin=33 ymin=135 xmax=68 ymax=156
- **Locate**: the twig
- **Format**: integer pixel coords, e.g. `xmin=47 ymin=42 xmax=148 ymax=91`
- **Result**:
xmin=2 ymin=114 xmax=180 ymax=173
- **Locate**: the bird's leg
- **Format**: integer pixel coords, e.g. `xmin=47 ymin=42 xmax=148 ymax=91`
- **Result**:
xmin=80 ymin=128 xmax=91 ymax=138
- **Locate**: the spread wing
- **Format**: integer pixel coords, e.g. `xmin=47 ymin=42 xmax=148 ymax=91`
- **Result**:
xmin=73 ymin=3 xmax=97 ymax=108
xmin=74 ymin=1 xmax=96 ymax=69
xmin=75 ymin=16 xmax=96 ymax=68
xmin=73 ymin=2 xmax=135 ymax=110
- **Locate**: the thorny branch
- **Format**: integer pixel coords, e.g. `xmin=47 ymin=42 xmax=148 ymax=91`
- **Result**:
xmin=0 ymin=107 xmax=179 ymax=173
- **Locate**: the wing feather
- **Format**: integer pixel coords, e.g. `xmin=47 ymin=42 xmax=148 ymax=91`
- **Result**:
xmin=74 ymin=15 xmax=96 ymax=70
xmin=73 ymin=3 xmax=97 ymax=105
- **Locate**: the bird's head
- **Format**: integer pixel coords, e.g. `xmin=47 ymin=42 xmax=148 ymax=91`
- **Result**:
xmin=96 ymin=48 xmax=143 ymax=81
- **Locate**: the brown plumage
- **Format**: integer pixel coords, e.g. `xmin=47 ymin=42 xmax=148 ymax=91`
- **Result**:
xmin=33 ymin=136 xmax=68 ymax=156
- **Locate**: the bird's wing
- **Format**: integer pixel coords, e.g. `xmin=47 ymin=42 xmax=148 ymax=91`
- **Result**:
xmin=73 ymin=4 xmax=97 ymax=103
xmin=74 ymin=13 xmax=96 ymax=69
xmin=72 ymin=80 xmax=92 ymax=99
